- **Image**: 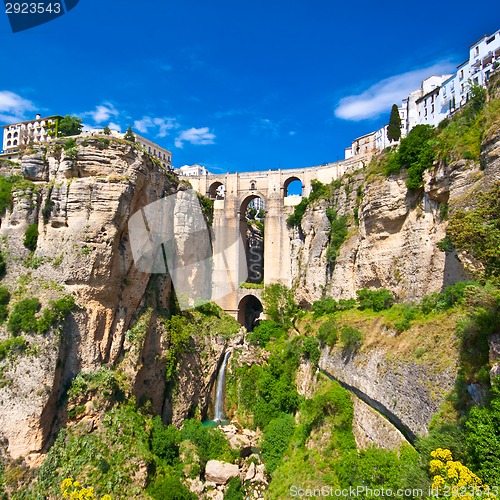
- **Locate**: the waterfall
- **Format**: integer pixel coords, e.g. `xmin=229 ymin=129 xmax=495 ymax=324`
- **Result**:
xmin=214 ymin=350 xmax=231 ymax=422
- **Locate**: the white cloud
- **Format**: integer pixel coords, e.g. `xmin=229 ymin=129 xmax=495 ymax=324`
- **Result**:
xmin=175 ymin=127 xmax=216 ymax=148
xmin=134 ymin=116 xmax=177 ymax=137
xmin=0 ymin=90 xmax=37 ymax=123
xmin=87 ymin=102 xmax=119 ymax=124
xmin=82 ymin=123 xmax=100 ymax=132
xmin=334 ymin=62 xmax=455 ymax=121
xmin=108 ymin=122 xmax=121 ymax=132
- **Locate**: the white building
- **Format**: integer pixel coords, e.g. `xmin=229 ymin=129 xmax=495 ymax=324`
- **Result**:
xmin=2 ymin=114 xmax=61 ymax=152
xmin=344 ymin=131 xmax=376 ymax=159
xmin=413 ymin=75 xmax=453 ymax=128
xmin=344 ymin=28 xmax=500 ymax=157
xmin=178 ymin=164 xmax=211 ymax=176
xmin=134 ymin=133 xmax=172 ymax=169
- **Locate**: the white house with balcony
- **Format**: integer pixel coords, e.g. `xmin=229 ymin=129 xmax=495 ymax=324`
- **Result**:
xmin=2 ymin=114 xmax=61 ymax=152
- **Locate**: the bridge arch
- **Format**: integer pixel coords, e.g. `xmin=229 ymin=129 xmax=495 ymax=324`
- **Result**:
xmin=284 ymin=176 xmax=303 ymax=197
xmin=239 ymin=193 xmax=266 ymax=216
xmin=208 ymin=181 xmax=225 ymax=199
xmin=237 ymin=294 xmax=263 ymax=331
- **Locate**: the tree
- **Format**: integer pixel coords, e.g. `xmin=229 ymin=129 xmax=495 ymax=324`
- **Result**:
xmin=387 ymin=104 xmax=402 ymax=143
xmin=262 ymin=284 xmax=297 ymax=329
xmin=103 ymin=125 xmax=111 ymax=135
xmin=57 ymin=115 xmax=83 ymax=137
xmin=124 ymin=126 xmax=135 ymax=142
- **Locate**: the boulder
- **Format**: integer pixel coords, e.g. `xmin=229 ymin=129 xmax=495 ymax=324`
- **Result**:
xmin=205 ymin=460 xmax=239 ymax=484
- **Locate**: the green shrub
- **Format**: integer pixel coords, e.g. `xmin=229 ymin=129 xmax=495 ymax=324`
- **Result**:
xmin=24 ymin=224 xmax=39 ymax=252
xmin=0 ymin=177 xmax=13 ymax=216
xmin=262 ymin=284 xmax=297 ymax=329
xmin=180 ymin=419 xmax=233 ymax=469
xmin=37 ymin=295 xmax=75 ymax=333
xmin=286 ymin=197 xmax=309 ymax=228
xmin=340 ymin=326 xmax=363 ymax=352
xmin=317 ymin=319 xmax=338 ymax=347
xmin=420 ymin=281 xmax=474 ymax=315
xmin=7 ymin=298 xmax=41 ymax=335
xmin=0 ymin=287 xmax=10 ymax=305
xmin=247 ymin=320 xmax=284 ymax=347
xmin=300 ymin=336 xmax=320 ymax=365
xmin=326 ymin=210 xmax=348 ymax=266
xmin=356 ymin=288 xmax=394 ymax=311
xmin=148 ymin=474 xmax=195 ymax=500
xmin=0 ymin=251 xmax=5 ymax=277
xmin=0 ymin=337 xmax=25 ymax=361
xmin=312 ymin=297 xmax=356 ymax=317
xmin=261 ymin=414 xmax=295 ymax=475
xmin=150 ymin=416 xmax=180 ymax=464
xmin=224 ymin=477 xmax=244 ymax=500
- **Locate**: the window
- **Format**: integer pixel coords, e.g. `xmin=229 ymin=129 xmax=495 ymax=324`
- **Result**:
xmin=250 ymin=182 xmax=256 ymax=190
xmin=7 ymin=141 xmax=11 ymax=147
xmin=431 ymin=104 xmax=434 ymax=113
xmin=475 ymin=46 xmax=479 ymax=56
xmin=459 ymin=70 xmax=464 ymax=79
xmin=487 ymin=36 xmax=495 ymax=45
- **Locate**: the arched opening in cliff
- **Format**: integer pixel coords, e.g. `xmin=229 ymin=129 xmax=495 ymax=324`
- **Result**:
xmin=208 ymin=181 xmax=225 ymax=200
xmin=238 ymin=295 xmax=263 ymax=331
xmin=239 ymin=195 xmax=265 ymax=284
xmin=284 ymin=177 xmax=303 ymax=197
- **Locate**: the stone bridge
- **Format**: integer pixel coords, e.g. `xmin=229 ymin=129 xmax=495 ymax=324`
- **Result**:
xmin=187 ymin=157 xmax=366 ymax=326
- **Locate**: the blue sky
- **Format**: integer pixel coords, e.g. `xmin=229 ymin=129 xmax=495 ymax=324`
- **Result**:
xmin=1 ymin=1 xmax=500 ymax=173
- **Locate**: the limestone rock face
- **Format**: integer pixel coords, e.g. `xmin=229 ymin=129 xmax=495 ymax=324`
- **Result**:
xmin=0 ymin=138 xmax=203 ymax=458
xmin=351 ymin=395 xmax=407 ymax=450
xmin=319 ymin=347 xmax=457 ymax=438
xmin=291 ymin=136 xmax=500 ymax=306
xmin=205 ymin=460 xmax=239 ymax=484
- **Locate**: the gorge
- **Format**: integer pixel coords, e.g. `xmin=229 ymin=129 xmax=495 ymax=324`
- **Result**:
xmin=0 ymin=76 xmax=499 ymax=499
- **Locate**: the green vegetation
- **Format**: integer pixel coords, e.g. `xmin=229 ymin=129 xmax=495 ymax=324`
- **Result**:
xmin=0 ymin=176 xmax=13 ymax=215
xmin=0 ymin=175 xmax=36 ymax=216
xmin=23 ymin=223 xmax=38 ymax=252
xmin=7 ymin=295 xmax=74 ymax=336
xmin=124 ymin=126 xmax=135 ymax=142
xmin=387 ymin=103 xmax=402 ymax=143
xmin=0 ymin=337 xmax=25 ymax=361
xmin=312 ymin=296 xmax=356 ymax=317
xmin=378 ymin=85 xmax=500 ymax=189
xmin=247 ymin=320 xmax=285 ymax=347
xmin=196 ymin=192 xmax=214 ymax=226
xmin=0 ymin=286 xmax=10 ymax=323
xmin=446 ymin=182 xmax=500 ymax=279
xmin=356 ymin=288 xmax=394 ymax=311
xmin=317 ymin=318 xmax=338 ymax=347
xmin=0 ymin=251 xmax=6 ymax=277
xmin=162 ymin=304 xmax=240 ymax=379
xmin=57 ymin=115 xmax=83 ymax=137
xmin=63 ymin=137 xmax=78 ymax=160
xmin=325 ymin=209 xmax=348 ymax=266
xmin=7 ymin=298 xmax=41 ymax=335
xmin=340 ymin=325 xmax=363 ymax=352
xmin=262 ymin=283 xmax=297 ymax=329
xmin=102 ymin=126 xmax=111 ymax=135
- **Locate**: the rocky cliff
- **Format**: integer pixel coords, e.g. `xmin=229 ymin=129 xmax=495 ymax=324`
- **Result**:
xmin=290 ymin=132 xmax=500 ymax=305
xmin=0 ymin=137 xmax=237 ymax=460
